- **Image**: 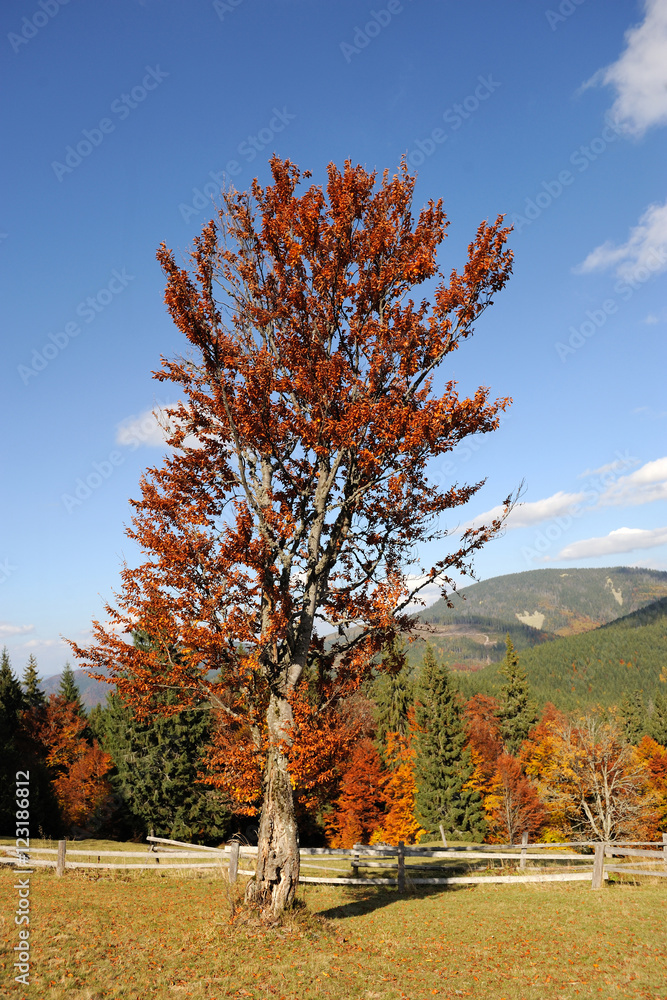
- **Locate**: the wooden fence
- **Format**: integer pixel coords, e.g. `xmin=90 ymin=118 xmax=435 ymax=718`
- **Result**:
xmin=3 ymin=833 xmax=667 ymax=890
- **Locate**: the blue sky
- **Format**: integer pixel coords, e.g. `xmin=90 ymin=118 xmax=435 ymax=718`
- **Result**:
xmin=2 ymin=0 xmax=666 ymax=679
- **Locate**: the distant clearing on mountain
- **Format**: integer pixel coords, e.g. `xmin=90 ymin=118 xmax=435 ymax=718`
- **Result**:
xmin=403 ymin=567 xmax=667 ymax=673
xmin=457 ymin=594 xmax=667 ymax=711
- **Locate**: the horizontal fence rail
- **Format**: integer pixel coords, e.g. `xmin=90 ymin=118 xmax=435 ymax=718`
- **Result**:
xmin=2 ymin=833 xmax=665 ymax=890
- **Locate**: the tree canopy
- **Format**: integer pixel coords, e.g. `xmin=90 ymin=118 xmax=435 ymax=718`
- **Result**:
xmin=71 ymin=156 xmax=515 ymax=914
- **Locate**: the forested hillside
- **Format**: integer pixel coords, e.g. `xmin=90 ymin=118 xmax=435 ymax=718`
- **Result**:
xmin=457 ymin=596 xmax=667 ymax=711
xmin=422 ymin=566 xmax=667 ymax=634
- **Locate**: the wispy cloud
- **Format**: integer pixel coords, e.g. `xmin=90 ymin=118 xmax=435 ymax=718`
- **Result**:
xmin=600 ymin=456 xmax=667 ymax=507
xmin=462 ymin=491 xmax=586 ymax=533
xmin=462 ymin=455 xmax=667 ymax=534
xmin=558 ymin=526 xmax=667 ymax=560
xmin=575 ymin=200 xmax=667 ymax=281
xmin=0 ymin=622 xmax=34 ymax=637
xmin=115 ymin=405 xmax=176 ymax=448
xmin=578 ymin=455 xmax=640 ymax=478
xmin=583 ymin=0 xmax=667 ymax=136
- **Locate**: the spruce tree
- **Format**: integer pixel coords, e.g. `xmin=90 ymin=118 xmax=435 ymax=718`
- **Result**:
xmin=58 ymin=662 xmax=86 ymax=715
xmin=498 ymin=636 xmax=537 ymax=755
xmin=0 ymin=649 xmax=25 ymax=834
xmin=99 ymin=691 xmax=230 ymax=842
xmin=619 ymin=691 xmax=648 ymax=744
xmin=373 ymin=640 xmax=414 ymax=747
xmin=22 ymin=655 xmax=46 ymax=708
xmin=648 ymin=690 xmax=667 ymax=746
xmin=413 ymin=645 xmax=486 ymax=840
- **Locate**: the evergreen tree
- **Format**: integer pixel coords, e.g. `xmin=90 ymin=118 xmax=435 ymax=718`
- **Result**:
xmin=0 ymin=649 xmax=25 ymax=834
xmin=373 ymin=640 xmax=414 ymax=747
xmin=22 ymin=655 xmax=46 ymax=708
xmin=498 ymin=636 xmax=538 ymax=755
xmin=99 ymin=691 xmax=230 ymax=842
xmin=619 ymin=691 xmax=648 ymax=744
xmin=58 ymin=662 xmax=85 ymax=715
xmin=0 ymin=647 xmax=24 ymax=721
xmin=648 ymin=690 xmax=667 ymax=746
xmin=413 ymin=645 xmax=486 ymax=839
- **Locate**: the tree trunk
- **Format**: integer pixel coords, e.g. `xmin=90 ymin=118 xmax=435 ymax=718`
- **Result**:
xmin=246 ymin=692 xmax=300 ymax=917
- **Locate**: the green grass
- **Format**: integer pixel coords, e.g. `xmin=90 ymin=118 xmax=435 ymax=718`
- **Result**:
xmin=1 ymin=863 xmax=666 ymax=999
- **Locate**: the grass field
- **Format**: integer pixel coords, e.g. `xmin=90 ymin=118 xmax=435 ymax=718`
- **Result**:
xmin=2 ymin=852 xmax=666 ymax=1000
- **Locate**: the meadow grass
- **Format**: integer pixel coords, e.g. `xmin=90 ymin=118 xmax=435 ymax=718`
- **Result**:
xmin=1 ymin=860 xmax=666 ymax=1000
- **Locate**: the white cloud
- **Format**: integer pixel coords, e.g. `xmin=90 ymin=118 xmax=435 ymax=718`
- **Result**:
xmin=22 ymin=638 xmax=62 ymax=649
xmin=600 ymin=456 xmax=667 ymax=507
xmin=575 ymin=200 xmax=667 ymax=281
xmin=115 ymin=403 xmax=204 ymax=451
xmin=462 ymin=491 xmax=585 ymax=533
xmin=116 ymin=405 xmax=177 ymax=448
xmin=0 ymin=622 xmax=34 ymax=637
xmin=585 ymin=0 xmax=667 ymax=136
xmin=578 ymin=454 xmax=640 ymax=478
xmin=557 ymin=526 xmax=667 ymax=560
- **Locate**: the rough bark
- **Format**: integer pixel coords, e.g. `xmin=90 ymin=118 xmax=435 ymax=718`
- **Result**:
xmin=246 ymin=692 xmax=300 ymax=916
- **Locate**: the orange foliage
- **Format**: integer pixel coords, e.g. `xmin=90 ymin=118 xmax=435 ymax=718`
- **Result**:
xmin=69 ymin=157 xmax=515 ymax=899
xmin=371 ymin=732 xmax=424 ymax=846
xmin=635 ymin=735 xmax=667 ymax=836
xmin=464 ymin=694 xmax=502 ymax=795
xmin=325 ymin=738 xmax=386 ymax=848
xmin=484 ymin=753 xmax=546 ymax=844
xmin=30 ymin=696 xmax=113 ymax=830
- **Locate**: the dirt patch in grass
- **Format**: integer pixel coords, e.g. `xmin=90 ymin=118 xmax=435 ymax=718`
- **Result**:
xmin=1 ymin=866 xmax=666 ymax=999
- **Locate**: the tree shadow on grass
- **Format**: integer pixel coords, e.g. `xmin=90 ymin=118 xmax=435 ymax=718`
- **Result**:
xmin=313 ymin=882 xmax=469 ymax=921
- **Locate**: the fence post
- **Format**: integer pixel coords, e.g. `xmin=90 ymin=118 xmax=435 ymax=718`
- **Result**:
xmin=520 ymin=831 xmax=528 ymax=869
xmin=56 ymin=840 xmax=66 ymax=877
xmin=662 ymin=833 xmax=667 ymax=870
xmin=228 ymin=840 xmax=239 ymax=885
xmin=351 ymin=846 xmax=359 ymax=878
xmin=591 ymin=842 xmax=605 ymax=890
xmin=397 ymin=841 xmax=405 ymax=893
xmin=439 ymin=824 xmax=448 ymax=848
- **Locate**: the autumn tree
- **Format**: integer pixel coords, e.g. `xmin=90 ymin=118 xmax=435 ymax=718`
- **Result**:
xmin=464 ymin=693 xmax=503 ymax=797
xmin=71 ymin=156 xmax=515 ymax=914
xmin=371 ymin=730 xmax=424 ymax=845
xmin=324 ymin=737 xmax=386 ymax=848
xmin=530 ymin=717 xmax=655 ymax=842
xmin=484 ymin=753 xmax=546 ymax=844
xmin=31 ymin=696 xmax=113 ymax=832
